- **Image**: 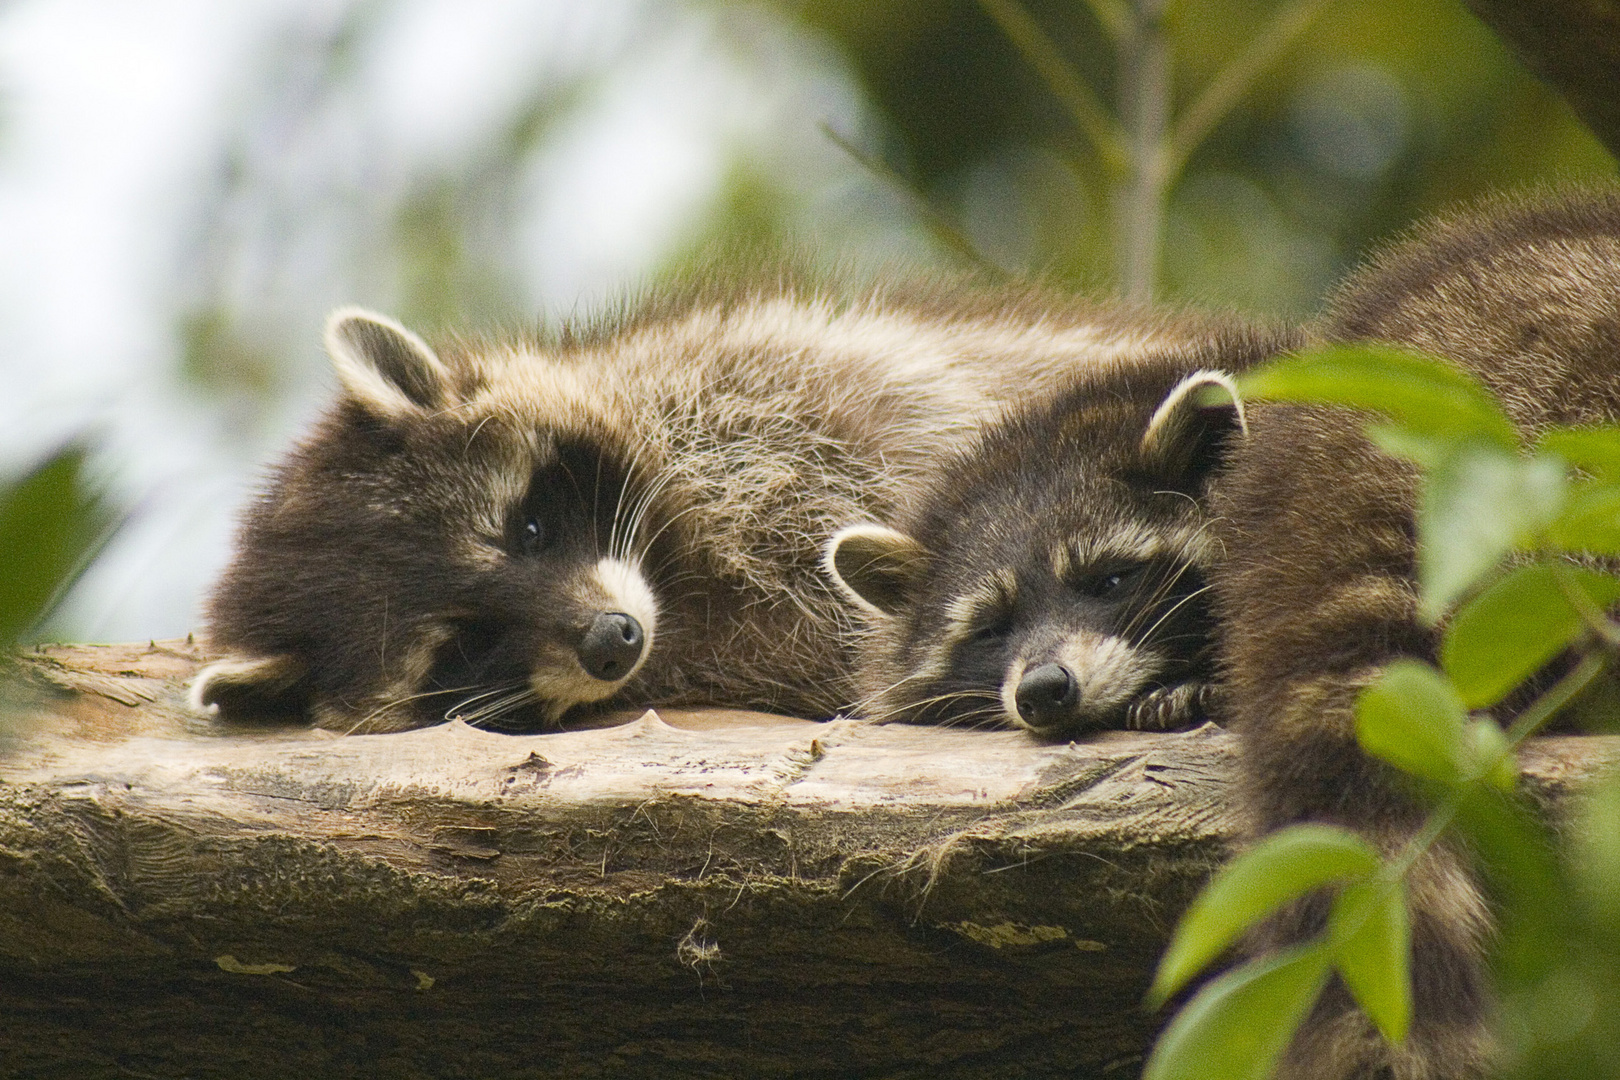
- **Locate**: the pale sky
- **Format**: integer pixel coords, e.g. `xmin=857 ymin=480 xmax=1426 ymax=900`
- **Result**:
xmin=0 ymin=0 xmax=923 ymax=642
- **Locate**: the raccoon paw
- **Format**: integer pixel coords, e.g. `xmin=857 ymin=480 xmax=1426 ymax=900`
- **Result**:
xmin=1126 ymin=682 xmax=1218 ymax=732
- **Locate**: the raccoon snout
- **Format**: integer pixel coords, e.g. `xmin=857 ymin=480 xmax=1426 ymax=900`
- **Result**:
xmin=578 ymin=612 xmax=645 ymax=681
xmin=1015 ymin=663 xmax=1079 ymax=730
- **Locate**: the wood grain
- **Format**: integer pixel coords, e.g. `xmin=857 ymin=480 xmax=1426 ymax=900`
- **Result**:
xmin=0 ymin=641 xmax=1612 ymax=1078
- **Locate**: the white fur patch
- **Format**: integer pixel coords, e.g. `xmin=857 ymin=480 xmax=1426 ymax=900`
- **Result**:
xmin=590 ymin=556 xmax=658 ymax=676
xmin=188 ymin=655 xmax=292 ymax=715
xmin=1058 ymin=631 xmax=1160 ymax=713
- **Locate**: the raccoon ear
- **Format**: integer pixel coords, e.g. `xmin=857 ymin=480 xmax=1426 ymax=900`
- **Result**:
xmin=189 ymin=653 xmax=310 ymax=722
xmin=1139 ymin=369 xmax=1248 ymax=487
xmin=824 ymin=524 xmax=931 ymax=617
xmin=325 ymin=306 xmax=453 ymax=418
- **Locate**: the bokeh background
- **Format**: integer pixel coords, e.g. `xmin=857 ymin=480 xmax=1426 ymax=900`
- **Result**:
xmin=0 ymin=0 xmax=1612 ymax=643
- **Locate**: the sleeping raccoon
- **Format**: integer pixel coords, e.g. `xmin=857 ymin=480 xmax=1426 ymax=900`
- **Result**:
xmin=831 ymin=188 xmax=1620 ymax=1078
xmin=192 ymin=274 xmax=1226 ymax=733
xmin=825 ymin=321 xmax=1301 ymax=734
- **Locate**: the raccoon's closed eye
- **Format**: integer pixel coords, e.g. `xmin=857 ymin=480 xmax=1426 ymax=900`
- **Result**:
xmin=969 ymin=619 xmax=1011 ymax=643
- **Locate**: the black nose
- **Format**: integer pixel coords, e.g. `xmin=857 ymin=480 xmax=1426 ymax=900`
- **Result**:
xmin=578 ymin=612 xmax=645 ymax=681
xmin=1015 ymin=663 xmax=1079 ymax=730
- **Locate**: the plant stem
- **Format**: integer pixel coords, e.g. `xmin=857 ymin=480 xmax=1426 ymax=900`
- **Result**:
xmin=976 ymin=0 xmax=1128 ymax=174
xmin=1165 ymin=0 xmax=1331 ymax=180
xmin=1115 ymin=0 xmax=1170 ymax=302
xmin=817 ymin=124 xmax=1006 ymax=276
xmin=1549 ymin=560 xmax=1620 ymax=651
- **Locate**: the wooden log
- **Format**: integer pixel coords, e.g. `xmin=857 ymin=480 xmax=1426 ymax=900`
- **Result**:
xmin=0 ymin=641 xmax=1614 ymax=1079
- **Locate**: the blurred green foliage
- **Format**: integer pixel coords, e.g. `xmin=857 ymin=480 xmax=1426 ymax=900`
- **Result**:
xmin=780 ymin=0 xmax=1614 ymax=309
xmin=1146 ymin=346 xmax=1620 ymax=1080
xmin=0 ymin=445 xmax=116 ymax=652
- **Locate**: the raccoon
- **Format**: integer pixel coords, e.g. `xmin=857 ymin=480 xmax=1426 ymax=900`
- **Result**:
xmin=192 ymin=274 xmax=1216 ymax=733
xmin=832 ymin=188 xmax=1620 ymax=1079
xmin=1219 ymin=188 xmax=1620 ymax=1080
xmin=824 ymin=321 xmax=1301 ymax=735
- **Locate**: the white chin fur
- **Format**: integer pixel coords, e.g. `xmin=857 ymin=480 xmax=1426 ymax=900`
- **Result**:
xmin=529 ymin=557 xmax=660 ymax=715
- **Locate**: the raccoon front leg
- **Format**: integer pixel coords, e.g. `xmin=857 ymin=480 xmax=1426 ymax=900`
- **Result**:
xmin=1124 ymin=681 xmax=1217 ymax=731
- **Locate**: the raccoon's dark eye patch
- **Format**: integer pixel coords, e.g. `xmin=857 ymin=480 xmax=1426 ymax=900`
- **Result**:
xmin=1071 ymin=563 xmax=1146 ymax=599
xmin=969 ymin=619 xmax=1011 ymax=643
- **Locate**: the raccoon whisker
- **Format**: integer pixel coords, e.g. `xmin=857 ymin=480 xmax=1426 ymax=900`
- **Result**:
xmin=462 ymin=413 xmax=497 ymax=454
xmin=341 ymin=678 xmax=501 ymax=737
xmin=1133 ymin=581 xmax=1215 ymax=646
xmin=861 ymin=688 xmax=1003 ymax=725
xmin=616 ymin=466 xmax=679 ymax=565
xmin=459 ymin=686 xmax=541 ymax=729
xmin=443 ymin=679 xmax=530 ymax=717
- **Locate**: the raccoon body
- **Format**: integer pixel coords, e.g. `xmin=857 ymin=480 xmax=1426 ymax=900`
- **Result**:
xmin=194 ymin=276 xmax=1218 ymax=733
xmin=1219 ymin=189 xmax=1620 ymax=1080
xmin=825 ymin=321 xmax=1301 ymax=733
xmin=829 ymin=188 xmax=1620 ymax=1078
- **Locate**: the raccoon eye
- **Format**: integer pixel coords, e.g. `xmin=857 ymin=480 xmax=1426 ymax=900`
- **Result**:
xmin=520 ymin=516 xmax=549 ymax=557
xmin=1075 ymin=565 xmax=1141 ymax=599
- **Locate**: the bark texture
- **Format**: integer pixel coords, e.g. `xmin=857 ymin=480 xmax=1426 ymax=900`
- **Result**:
xmin=0 ymin=641 xmax=1614 ymax=1079
xmin=1465 ymin=0 xmax=1620 ymax=159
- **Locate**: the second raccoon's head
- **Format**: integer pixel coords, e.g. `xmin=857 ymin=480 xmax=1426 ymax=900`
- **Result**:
xmin=191 ymin=308 xmax=666 ymax=733
xmin=826 ymin=366 xmax=1250 ymax=738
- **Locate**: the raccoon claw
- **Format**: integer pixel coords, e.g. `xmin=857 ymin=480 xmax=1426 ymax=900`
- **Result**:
xmin=1126 ymin=682 xmax=1218 ymax=732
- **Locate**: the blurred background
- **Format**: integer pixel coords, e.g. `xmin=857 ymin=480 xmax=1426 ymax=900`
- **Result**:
xmin=0 ymin=0 xmax=1612 ymax=644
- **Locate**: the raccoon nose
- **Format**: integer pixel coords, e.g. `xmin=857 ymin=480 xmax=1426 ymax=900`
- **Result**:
xmin=1015 ymin=663 xmax=1079 ymax=730
xmin=578 ymin=612 xmax=645 ymax=681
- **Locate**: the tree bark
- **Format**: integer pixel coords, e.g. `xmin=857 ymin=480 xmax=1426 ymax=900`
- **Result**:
xmin=1465 ymin=0 xmax=1620 ymax=160
xmin=1 ymin=641 xmax=1614 ymax=1079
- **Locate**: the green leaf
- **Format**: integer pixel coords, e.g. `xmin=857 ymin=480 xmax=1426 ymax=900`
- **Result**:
xmin=1441 ymin=564 xmax=1620 ymax=709
xmin=1418 ymin=446 xmax=1566 ymax=620
xmin=1538 ymin=426 xmax=1620 ymax=481
xmin=0 ymin=445 xmax=115 ymax=647
xmin=1545 ymin=483 xmax=1620 ymax=554
xmin=1240 ymin=345 xmax=1519 ymax=449
xmin=1355 ymin=660 xmax=1468 ymax=785
xmin=1148 ymin=824 xmax=1379 ymax=1007
xmin=1464 ymin=718 xmax=1518 ymax=792
xmin=1569 ymin=774 xmax=1620 ymax=927
xmin=1144 ymin=943 xmax=1334 ymax=1080
xmin=1330 ymin=879 xmax=1411 ymax=1044
xmin=1364 ymin=423 xmax=1455 ymax=470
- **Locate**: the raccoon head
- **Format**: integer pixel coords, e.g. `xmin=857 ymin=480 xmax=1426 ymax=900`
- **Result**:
xmin=191 ymin=308 xmax=663 ymax=733
xmin=828 ymin=367 xmax=1248 ymax=737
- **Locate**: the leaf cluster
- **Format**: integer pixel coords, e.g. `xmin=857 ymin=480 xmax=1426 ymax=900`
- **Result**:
xmin=1146 ymin=345 xmax=1620 ymax=1080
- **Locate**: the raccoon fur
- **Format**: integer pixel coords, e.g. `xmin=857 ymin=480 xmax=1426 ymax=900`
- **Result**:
xmin=828 ymin=187 xmax=1620 ymax=1078
xmin=825 ymin=320 xmax=1302 ymax=734
xmin=192 ymin=275 xmax=1224 ymax=733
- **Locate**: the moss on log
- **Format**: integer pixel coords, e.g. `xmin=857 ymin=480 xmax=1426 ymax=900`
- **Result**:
xmin=0 ymin=641 xmax=1614 ymax=1079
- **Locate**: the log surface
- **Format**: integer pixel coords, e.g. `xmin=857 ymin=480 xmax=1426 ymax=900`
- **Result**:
xmin=1 ymin=642 xmax=1614 ymax=1079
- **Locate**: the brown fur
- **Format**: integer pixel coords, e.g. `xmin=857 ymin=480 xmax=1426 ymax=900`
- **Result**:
xmin=1219 ymin=187 xmax=1620 ymax=1079
xmin=825 ymin=319 xmax=1300 ymax=734
xmin=195 ymin=270 xmax=1230 ymax=732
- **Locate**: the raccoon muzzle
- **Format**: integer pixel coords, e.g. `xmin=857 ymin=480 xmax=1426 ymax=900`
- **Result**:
xmin=578 ymin=611 xmax=645 ymax=681
xmin=1014 ymin=662 xmax=1079 ymax=731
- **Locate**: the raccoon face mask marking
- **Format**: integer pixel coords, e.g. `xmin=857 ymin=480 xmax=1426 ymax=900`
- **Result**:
xmin=192 ymin=308 xmax=665 ymax=733
xmin=830 ymin=355 xmax=1276 ymax=738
